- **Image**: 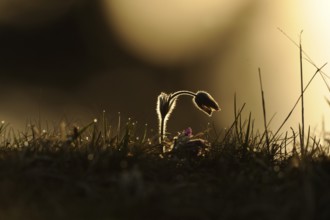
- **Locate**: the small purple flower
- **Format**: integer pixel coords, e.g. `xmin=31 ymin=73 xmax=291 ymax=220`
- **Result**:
xmin=184 ymin=127 xmax=193 ymax=137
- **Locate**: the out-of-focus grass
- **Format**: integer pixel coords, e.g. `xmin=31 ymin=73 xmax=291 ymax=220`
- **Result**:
xmin=0 ymin=108 xmax=329 ymax=220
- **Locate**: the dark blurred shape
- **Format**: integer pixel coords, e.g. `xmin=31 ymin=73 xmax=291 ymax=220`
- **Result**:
xmin=0 ymin=0 xmax=259 ymax=132
xmin=0 ymin=0 xmax=78 ymax=28
xmin=0 ymin=17 xmax=89 ymax=87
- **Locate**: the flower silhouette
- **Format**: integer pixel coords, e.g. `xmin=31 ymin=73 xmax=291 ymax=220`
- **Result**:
xmin=193 ymin=91 xmax=220 ymax=116
xmin=156 ymin=90 xmax=220 ymax=144
xmin=156 ymin=92 xmax=177 ymax=121
xmin=156 ymin=92 xmax=178 ymax=143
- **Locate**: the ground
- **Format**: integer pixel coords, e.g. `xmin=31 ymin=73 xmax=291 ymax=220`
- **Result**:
xmin=0 ymin=121 xmax=329 ymax=220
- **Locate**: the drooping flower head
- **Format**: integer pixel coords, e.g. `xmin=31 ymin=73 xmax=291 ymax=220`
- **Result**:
xmin=193 ymin=91 xmax=220 ymax=116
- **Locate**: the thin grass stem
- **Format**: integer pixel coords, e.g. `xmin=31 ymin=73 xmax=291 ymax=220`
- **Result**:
xmin=299 ymin=32 xmax=305 ymax=157
xmin=258 ymin=68 xmax=270 ymax=152
xmin=271 ymin=63 xmax=327 ymax=142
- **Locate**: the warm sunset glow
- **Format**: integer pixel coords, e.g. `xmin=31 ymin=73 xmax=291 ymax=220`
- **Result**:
xmin=1 ymin=2 xmax=330 ymax=218
xmin=0 ymin=0 xmax=330 ymax=133
xmin=101 ymin=0 xmax=251 ymax=64
xmin=100 ymin=0 xmax=330 ymax=133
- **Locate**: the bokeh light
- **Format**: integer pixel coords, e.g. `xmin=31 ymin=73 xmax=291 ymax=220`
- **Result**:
xmin=0 ymin=0 xmax=330 ymax=135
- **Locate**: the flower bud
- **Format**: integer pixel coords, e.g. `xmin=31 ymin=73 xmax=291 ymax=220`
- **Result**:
xmin=193 ymin=91 xmax=220 ymax=116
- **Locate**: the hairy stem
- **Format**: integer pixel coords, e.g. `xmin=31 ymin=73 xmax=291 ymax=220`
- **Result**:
xmin=160 ymin=115 xmax=165 ymax=143
xmin=170 ymin=90 xmax=196 ymax=99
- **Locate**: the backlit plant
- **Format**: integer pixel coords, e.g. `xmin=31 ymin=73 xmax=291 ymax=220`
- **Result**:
xmin=156 ymin=90 xmax=220 ymax=143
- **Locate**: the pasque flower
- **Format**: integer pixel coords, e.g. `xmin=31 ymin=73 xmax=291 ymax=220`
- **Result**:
xmin=193 ymin=91 xmax=221 ymax=116
xmin=156 ymin=92 xmax=177 ymax=122
xmin=156 ymin=90 xmax=220 ymax=143
xmin=156 ymin=92 xmax=178 ymax=143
